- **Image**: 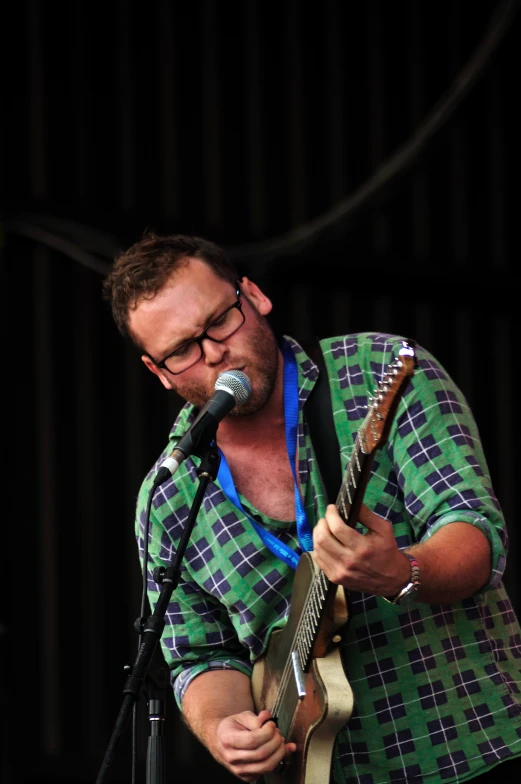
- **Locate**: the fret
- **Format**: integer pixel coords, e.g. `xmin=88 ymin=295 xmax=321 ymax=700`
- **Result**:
xmin=304 ymin=624 xmax=312 ymax=649
xmin=354 ymin=443 xmax=362 ymax=472
xmin=319 ymin=570 xmax=328 ymax=595
xmin=311 ymin=589 xmax=319 ymax=620
xmin=317 ymin=573 xmax=326 ymax=601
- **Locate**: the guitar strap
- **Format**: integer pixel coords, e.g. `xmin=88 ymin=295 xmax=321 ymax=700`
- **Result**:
xmin=302 ymin=336 xmax=343 ymax=504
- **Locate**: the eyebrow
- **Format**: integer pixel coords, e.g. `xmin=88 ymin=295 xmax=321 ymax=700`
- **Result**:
xmin=161 ymin=294 xmax=236 ymax=359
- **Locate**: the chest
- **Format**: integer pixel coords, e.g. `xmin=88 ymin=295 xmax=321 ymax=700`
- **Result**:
xmin=221 ymin=440 xmax=299 ymax=522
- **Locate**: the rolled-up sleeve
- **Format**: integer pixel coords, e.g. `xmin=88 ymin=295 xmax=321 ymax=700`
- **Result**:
xmin=388 ymin=344 xmax=507 ymax=590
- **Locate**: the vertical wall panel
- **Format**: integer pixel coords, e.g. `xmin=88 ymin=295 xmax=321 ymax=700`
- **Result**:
xmin=202 ymin=0 xmax=223 ymax=231
xmin=159 ymin=0 xmax=178 ymax=222
xmin=286 ymin=0 xmax=306 ymax=228
xmin=486 ymin=68 xmax=508 ymax=267
xmin=245 ymin=0 xmax=265 ymax=236
xmin=325 ymin=0 xmax=346 ymax=204
xmin=34 ymin=248 xmax=61 ymax=755
xmin=368 ymin=0 xmax=390 ymax=256
xmin=494 ymin=318 xmax=515 ymax=561
xmin=408 ymin=0 xmax=430 ymax=262
xmin=448 ymin=2 xmax=470 ymax=266
xmin=71 ymin=1 xmax=90 ymax=206
xmin=28 ymin=0 xmax=46 ymax=199
xmin=75 ymin=268 xmax=105 ymax=751
xmin=118 ymin=0 xmax=137 ymax=211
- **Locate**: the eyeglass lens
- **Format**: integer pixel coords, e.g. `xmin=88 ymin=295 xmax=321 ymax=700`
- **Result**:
xmin=163 ymin=302 xmax=244 ymax=373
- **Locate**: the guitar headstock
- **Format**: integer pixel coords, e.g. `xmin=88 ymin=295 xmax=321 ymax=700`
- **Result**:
xmin=360 ymin=339 xmax=417 ymax=454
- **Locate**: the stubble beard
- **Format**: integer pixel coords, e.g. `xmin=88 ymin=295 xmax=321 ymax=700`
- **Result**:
xmin=229 ymin=318 xmax=279 ymax=416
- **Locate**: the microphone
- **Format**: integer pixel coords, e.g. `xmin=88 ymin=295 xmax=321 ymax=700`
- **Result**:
xmin=153 ymin=369 xmax=252 ymax=486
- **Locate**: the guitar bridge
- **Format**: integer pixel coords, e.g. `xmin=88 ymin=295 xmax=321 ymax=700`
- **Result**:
xmin=291 ymin=651 xmax=307 ymax=699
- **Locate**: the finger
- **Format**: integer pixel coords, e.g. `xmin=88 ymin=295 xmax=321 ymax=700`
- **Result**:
xmin=325 ymin=504 xmax=358 ymax=541
xmin=315 ymin=507 xmax=361 ymax=549
xmin=357 ymin=503 xmax=392 ymax=535
xmin=232 ymin=734 xmax=294 ymax=780
xmin=225 ymin=715 xmax=280 ymax=751
xmin=234 ymin=710 xmax=272 ymax=731
xmin=228 ymin=726 xmax=286 ymax=764
xmin=325 ymin=503 xmax=391 ymax=540
xmin=313 ymin=518 xmax=346 ymax=561
xmin=258 ymin=709 xmax=277 ymax=727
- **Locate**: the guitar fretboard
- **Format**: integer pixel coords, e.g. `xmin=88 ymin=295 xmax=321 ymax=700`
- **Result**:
xmin=295 ymin=417 xmax=371 ymax=670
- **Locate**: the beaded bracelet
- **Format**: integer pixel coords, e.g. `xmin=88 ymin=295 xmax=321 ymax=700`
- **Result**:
xmin=403 ymin=552 xmax=422 ymax=588
xmin=382 ymin=551 xmax=422 ymax=605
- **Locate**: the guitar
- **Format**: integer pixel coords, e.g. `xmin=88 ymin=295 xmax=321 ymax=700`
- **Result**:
xmin=252 ymin=339 xmax=418 ymax=783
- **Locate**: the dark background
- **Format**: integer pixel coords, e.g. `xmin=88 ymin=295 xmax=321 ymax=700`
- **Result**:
xmin=3 ymin=1 xmax=520 ymax=782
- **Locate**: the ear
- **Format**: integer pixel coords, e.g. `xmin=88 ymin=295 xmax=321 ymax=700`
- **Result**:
xmin=240 ymin=277 xmax=273 ymax=316
xmin=141 ymin=355 xmax=175 ymax=390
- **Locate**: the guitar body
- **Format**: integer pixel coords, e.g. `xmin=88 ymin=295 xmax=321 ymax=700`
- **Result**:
xmin=252 ymin=553 xmax=354 ymax=783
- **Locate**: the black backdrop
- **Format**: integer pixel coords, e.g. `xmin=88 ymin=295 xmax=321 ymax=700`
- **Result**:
xmin=3 ymin=1 xmax=520 ymax=782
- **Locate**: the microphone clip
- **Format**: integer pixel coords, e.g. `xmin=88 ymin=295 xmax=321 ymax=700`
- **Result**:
xmin=153 ymin=428 xmax=221 ymax=488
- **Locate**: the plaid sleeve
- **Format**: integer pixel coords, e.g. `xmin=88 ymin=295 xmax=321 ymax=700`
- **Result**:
xmin=173 ymin=659 xmax=253 ymax=709
xmin=385 ymin=341 xmax=507 ymax=590
xmin=134 ymin=471 xmax=252 ymax=704
xmin=323 ymin=333 xmax=507 ymax=593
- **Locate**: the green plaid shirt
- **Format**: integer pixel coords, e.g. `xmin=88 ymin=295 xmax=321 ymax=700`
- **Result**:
xmin=136 ymin=333 xmax=521 ymax=784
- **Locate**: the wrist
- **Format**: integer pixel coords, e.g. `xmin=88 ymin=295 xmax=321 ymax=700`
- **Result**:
xmin=383 ymin=551 xmax=422 ymax=606
xmin=388 ymin=550 xmax=415 ymax=595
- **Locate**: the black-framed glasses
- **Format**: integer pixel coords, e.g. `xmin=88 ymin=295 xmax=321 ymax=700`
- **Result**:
xmin=151 ymin=284 xmax=245 ymax=375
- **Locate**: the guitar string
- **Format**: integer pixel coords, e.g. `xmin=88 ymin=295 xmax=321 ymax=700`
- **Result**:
xmin=269 ymin=414 xmax=370 ymax=722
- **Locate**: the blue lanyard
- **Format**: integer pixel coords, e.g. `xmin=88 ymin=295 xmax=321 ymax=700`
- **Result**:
xmin=217 ymin=340 xmax=313 ymax=570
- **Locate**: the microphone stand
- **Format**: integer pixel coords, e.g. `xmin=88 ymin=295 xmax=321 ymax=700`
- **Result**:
xmin=95 ymin=439 xmax=221 ymax=784
xmin=143 ymin=657 xmax=169 ymax=784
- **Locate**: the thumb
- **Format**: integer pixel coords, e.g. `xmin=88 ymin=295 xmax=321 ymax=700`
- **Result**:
xmin=258 ymin=709 xmax=277 ymax=728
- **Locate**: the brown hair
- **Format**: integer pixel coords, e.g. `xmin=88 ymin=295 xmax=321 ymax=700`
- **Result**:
xmin=102 ymin=232 xmax=239 ymax=343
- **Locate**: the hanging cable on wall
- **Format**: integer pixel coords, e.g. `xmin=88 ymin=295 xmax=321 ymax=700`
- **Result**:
xmin=2 ymin=0 xmax=519 ymax=277
xmin=226 ymin=0 xmax=520 ymax=273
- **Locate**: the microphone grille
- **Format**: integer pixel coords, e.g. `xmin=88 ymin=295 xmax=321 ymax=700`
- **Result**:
xmin=214 ymin=370 xmax=252 ymax=405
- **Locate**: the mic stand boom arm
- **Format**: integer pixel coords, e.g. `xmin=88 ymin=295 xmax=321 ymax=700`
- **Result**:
xmin=95 ymin=439 xmax=222 ymax=784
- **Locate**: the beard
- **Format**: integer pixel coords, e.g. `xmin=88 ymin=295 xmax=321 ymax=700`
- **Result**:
xmin=171 ymin=311 xmax=280 ymax=417
xmin=229 ymin=318 xmax=279 ymax=416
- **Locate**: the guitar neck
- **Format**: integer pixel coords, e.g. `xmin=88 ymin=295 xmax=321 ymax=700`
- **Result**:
xmin=295 ymin=431 xmax=374 ymax=669
xmin=297 ymin=341 xmax=417 ymax=670
xmin=335 ymin=426 xmax=375 ymax=529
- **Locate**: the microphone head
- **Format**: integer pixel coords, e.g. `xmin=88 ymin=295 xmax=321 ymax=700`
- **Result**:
xmin=214 ymin=369 xmax=252 ymax=406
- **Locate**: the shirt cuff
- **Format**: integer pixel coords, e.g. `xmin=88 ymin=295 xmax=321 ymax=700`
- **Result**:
xmin=173 ymin=658 xmax=253 ymax=710
xmin=421 ymin=511 xmax=506 ymax=592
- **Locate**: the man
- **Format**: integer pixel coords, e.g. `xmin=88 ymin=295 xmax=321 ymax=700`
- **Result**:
xmin=103 ymin=233 xmax=521 ymax=783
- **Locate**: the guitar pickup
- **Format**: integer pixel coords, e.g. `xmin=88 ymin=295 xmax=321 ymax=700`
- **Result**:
xmin=291 ymin=651 xmax=307 ymax=699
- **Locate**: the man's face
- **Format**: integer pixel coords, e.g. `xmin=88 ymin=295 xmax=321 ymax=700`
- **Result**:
xmin=128 ymin=258 xmax=280 ymax=415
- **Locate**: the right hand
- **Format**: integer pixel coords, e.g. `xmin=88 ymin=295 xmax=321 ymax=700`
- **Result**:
xmin=214 ymin=708 xmax=296 ymax=782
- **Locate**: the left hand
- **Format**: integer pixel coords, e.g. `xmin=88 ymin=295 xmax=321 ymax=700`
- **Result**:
xmin=312 ymin=503 xmax=411 ymax=596
xmin=213 ymin=709 xmax=296 ymax=782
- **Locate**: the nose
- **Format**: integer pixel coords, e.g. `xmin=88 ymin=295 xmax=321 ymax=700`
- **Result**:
xmin=201 ymin=337 xmax=228 ymax=365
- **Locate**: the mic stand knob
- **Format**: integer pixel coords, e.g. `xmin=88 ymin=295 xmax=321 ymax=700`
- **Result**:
xmin=153 ymin=566 xmax=166 ymax=583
